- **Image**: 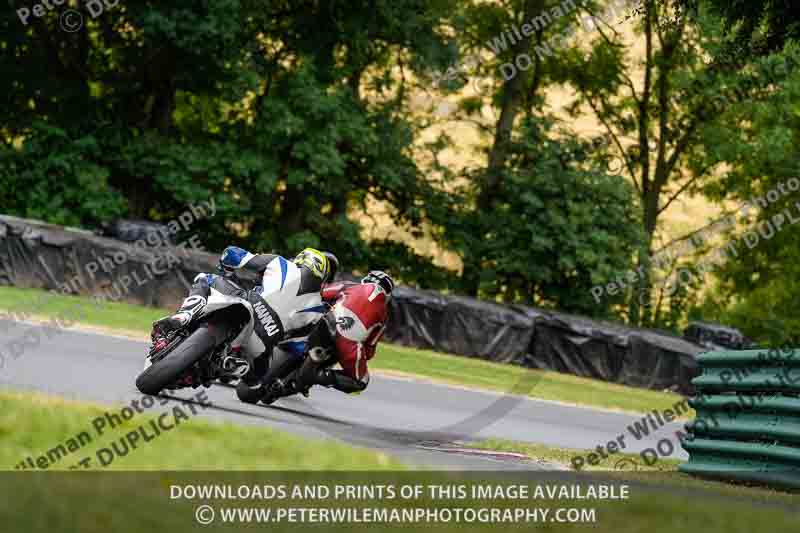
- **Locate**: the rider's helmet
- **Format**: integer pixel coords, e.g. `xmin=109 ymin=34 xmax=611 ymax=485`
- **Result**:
xmin=322 ymin=252 xmax=339 ymax=283
xmin=294 ymin=248 xmax=330 ymax=281
xmin=361 ymin=270 xmax=394 ymax=298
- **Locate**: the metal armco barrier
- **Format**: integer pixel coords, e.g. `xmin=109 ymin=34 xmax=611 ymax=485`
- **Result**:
xmin=679 ymin=349 xmax=800 ymax=489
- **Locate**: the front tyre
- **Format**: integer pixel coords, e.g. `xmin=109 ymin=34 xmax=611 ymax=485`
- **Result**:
xmin=136 ymin=324 xmax=218 ymax=395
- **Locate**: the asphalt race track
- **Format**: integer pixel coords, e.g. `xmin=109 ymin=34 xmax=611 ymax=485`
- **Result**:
xmin=0 ymin=319 xmax=688 ymax=469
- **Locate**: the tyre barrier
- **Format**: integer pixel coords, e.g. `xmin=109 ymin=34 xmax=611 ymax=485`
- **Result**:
xmin=679 ymin=348 xmax=800 ymax=489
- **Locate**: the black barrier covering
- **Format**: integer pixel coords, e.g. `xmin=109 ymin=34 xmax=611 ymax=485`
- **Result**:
xmin=383 ymin=294 xmax=702 ymax=394
xmin=101 ymin=218 xmax=177 ymax=246
xmin=0 ymin=215 xmax=704 ymax=393
xmin=524 ymin=310 xmax=702 ymax=394
xmin=383 ymin=288 xmax=537 ymax=364
xmin=683 ymin=321 xmax=751 ymax=351
xmin=0 ymin=214 xmax=217 ymax=309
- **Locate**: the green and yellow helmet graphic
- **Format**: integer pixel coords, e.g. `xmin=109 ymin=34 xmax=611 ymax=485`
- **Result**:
xmin=293 ymin=248 xmax=329 ymax=280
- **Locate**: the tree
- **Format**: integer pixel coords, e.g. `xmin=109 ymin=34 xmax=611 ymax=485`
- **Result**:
xmin=440 ymin=0 xmax=602 ymax=296
xmin=560 ymin=0 xmax=795 ymax=327
xmin=0 ymin=123 xmax=126 ymax=227
xmin=419 ymin=0 xmax=644 ymax=315
xmin=691 ymin=0 xmax=800 ymax=56
xmin=0 ymin=0 xmax=459 ymax=279
xmin=440 ymin=116 xmax=644 ymax=315
xmin=688 ymin=45 xmax=800 ymax=342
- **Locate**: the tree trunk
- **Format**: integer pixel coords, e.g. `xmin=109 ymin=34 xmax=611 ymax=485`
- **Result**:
xmin=462 ymin=0 xmax=544 ymax=297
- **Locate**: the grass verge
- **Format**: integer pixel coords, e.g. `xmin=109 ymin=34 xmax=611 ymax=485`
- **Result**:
xmin=469 ymin=438 xmax=683 ymax=473
xmin=0 ymin=391 xmax=798 ymax=532
xmin=0 ymin=390 xmax=403 ymax=470
xmin=0 ymin=285 xmax=692 ymax=417
xmin=467 ymin=437 xmax=799 ymax=506
xmin=372 ymin=343 xmax=693 ymax=416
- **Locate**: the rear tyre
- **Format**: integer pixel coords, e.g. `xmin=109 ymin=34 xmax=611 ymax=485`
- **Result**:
xmin=136 ymin=325 xmax=219 ymax=396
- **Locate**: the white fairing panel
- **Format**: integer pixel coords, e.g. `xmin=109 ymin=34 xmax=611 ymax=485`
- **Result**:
xmin=201 ymin=288 xmax=257 ymax=351
xmin=333 ymin=300 xmax=369 ymax=342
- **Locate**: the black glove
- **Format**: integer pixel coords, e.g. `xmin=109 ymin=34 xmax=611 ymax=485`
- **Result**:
xmin=217 ymin=260 xmax=236 ymax=278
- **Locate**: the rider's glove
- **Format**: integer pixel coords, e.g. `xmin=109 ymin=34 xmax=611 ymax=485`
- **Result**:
xmin=217 ymin=261 xmax=235 ymax=278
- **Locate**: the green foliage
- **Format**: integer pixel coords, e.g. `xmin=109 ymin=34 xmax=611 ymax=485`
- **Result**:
xmin=366 ymin=240 xmax=455 ymax=291
xmin=438 ymin=117 xmax=644 ymax=316
xmin=0 ymin=123 xmax=126 ymax=227
xmin=0 ymin=0 xmax=457 ymax=278
xmin=687 ymin=40 xmax=800 ymax=342
xmin=693 ymin=279 xmax=800 ymax=345
xmin=701 ymin=0 xmax=800 ymax=56
xmin=232 ymin=63 xmax=439 ymax=269
xmin=2 ymin=0 xmax=799 ymax=336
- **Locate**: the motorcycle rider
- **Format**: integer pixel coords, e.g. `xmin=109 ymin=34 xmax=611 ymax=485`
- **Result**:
xmin=152 ymin=245 xmax=339 ymax=403
xmin=273 ymin=270 xmax=394 ymax=398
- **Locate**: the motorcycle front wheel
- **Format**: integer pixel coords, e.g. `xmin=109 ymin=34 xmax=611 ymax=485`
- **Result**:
xmin=135 ymin=322 xmax=226 ymax=395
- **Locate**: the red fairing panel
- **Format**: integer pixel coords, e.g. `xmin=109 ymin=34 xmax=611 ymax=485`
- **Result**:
xmin=329 ymin=283 xmax=388 ymax=381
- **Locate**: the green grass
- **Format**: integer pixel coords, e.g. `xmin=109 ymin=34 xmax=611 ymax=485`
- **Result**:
xmin=0 ymin=285 xmax=692 ymax=416
xmin=371 ymin=343 xmax=694 ymax=416
xmin=1 ymin=393 xmax=799 ymax=533
xmin=469 ymin=438 xmax=684 ymax=473
xmin=0 ymin=390 xmax=403 ymax=470
xmin=0 ymin=285 xmax=164 ymax=335
xmin=467 ymin=438 xmax=800 ymax=506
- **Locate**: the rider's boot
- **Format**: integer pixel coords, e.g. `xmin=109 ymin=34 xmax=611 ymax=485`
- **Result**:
xmin=268 ymin=373 xmax=307 ymax=400
xmin=236 ymin=354 xmax=268 ymax=404
xmin=236 ymin=348 xmax=301 ymax=405
xmin=153 ymin=293 xmax=207 ymax=335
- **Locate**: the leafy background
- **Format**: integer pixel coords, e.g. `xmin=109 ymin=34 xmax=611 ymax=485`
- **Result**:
xmin=2 ymin=0 xmax=799 ymax=341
